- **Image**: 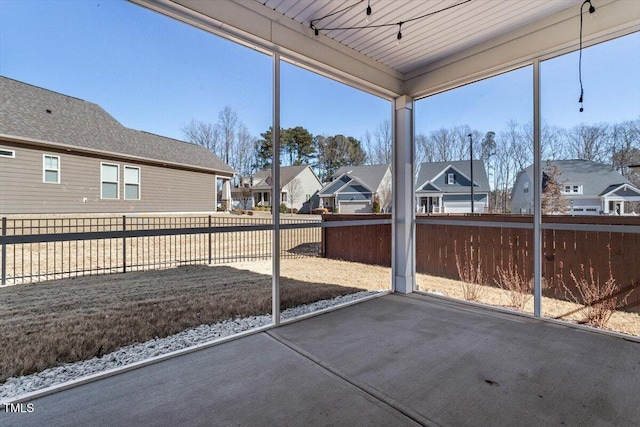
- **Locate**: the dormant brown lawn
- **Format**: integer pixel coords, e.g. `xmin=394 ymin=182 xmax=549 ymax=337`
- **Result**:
xmin=0 ymin=256 xmax=637 ymax=384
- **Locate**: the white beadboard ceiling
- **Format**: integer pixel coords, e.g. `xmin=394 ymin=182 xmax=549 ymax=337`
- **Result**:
xmin=257 ymin=0 xmax=582 ymax=74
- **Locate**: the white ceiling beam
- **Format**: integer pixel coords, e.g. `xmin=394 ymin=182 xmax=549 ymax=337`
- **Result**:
xmin=130 ymin=0 xmax=404 ymax=99
xmin=404 ymin=0 xmax=640 ymax=98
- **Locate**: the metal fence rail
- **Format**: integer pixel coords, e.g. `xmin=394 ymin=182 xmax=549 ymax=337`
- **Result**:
xmin=0 ymin=215 xmax=322 ymax=285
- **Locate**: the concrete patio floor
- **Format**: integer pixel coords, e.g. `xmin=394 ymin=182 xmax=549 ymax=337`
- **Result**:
xmin=2 ymin=293 xmax=640 ymax=426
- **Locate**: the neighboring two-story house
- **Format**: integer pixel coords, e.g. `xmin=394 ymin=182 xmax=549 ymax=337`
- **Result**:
xmin=0 ymin=76 xmax=235 ymax=215
xmin=415 ymin=160 xmax=489 ymax=213
xmin=234 ymin=165 xmax=322 ymax=213
xmin=511 ymin=160 xmax=640 ymax=215
xmin=318 ymin=164 xmax=392 ymax=213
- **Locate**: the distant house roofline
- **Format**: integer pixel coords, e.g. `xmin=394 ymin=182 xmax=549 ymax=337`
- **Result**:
xmin=0 ymin=133 xmax=234 ymax=177
xmin=0 ymin=76 xmax=235 ymax=175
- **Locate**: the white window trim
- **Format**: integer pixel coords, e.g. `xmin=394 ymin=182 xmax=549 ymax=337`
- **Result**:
xmin=447 ymin=173 xmax=455 ymax=185
xmin=124 ymin=165 xmax=141 ymax=200
xmin=0 ymin=149 xmax=16 ymax=158
xmin=562 ymin=184 xmax=583 ymax=195
xmin=101 ymin=162 xmax=120 ymax=200
xmin=43 ymin=154 xmax=60 ymax=184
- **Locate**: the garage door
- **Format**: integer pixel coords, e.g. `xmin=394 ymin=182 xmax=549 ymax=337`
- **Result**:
xmin=340 ymin=201 xmax=371 ymax=213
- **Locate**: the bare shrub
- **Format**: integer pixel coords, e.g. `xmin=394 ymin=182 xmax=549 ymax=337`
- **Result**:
xmin=494 ymin=243 xmax=532 ymax=310
xmin=560 ymin=246 xmax=633 ymax=328
xmin=454 ymin=240 xmax=486 ymax=301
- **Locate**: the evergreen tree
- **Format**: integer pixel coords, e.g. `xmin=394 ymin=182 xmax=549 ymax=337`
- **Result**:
xmin=283 ymin=126 xmax=315 ymax=165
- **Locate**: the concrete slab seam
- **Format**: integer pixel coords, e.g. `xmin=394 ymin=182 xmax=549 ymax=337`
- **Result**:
xmin=264 ymin=331 xmax=440 ymax=427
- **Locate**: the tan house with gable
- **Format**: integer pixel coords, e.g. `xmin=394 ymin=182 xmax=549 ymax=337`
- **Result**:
xmin=246 ymin=165 xmax=322 ymax=213
xmin=0 ymin=77 xmax=234 ymax=215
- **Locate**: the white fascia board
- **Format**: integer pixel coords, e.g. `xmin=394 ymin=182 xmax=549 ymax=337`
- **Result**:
xmin=405 ymin=0 xmax=640 ymax=98
xmin=601 ymin=183 xmax=640 ymax=198
xmin=416 ymin=181 xmax=442 ymax=192
xmin=431 ymin=164 xmax=478 ymax=186
xmin=130 ymin=0 xmax=403 ymax=99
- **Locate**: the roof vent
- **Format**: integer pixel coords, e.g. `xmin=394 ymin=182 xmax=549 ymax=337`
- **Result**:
xmin=45 ymin=109 xmax=52 ymax=114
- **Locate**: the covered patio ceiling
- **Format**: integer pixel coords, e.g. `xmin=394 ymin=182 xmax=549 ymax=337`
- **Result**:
xmin=133 ymin=0 xmax=639 ymax=99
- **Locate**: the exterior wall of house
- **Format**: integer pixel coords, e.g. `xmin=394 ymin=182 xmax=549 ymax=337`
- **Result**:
xmin=567 ymin=197 xmax=601 ymax=215
xmin=337 ymin=192 xmax=372 ymax=202
xmin=432 ymin=167 xmax=473 ymax=189
xmin=0 ymin=141 xmax=220 ymax=214
xmin=510 ymin=173 xmax=531 ymax=214
xmin=376 ymin=169 xmax=393 ymax=211
xmin=282 ymin=167 xmax=322 ymax=212
xmin=442 ymin=194 xmax=488 ymax=213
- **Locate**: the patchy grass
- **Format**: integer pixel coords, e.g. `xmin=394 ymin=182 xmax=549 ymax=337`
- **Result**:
xmin=0 ymin=258 xmax=389 ymax=383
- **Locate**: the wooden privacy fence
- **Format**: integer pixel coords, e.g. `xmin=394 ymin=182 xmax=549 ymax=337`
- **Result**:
xmin=323 ymin=214 xmax=640 ymax=312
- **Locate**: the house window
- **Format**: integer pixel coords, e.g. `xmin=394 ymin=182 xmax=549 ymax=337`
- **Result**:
xmin=281 ymin=192 xmax=287 ymax=202
xmin=101 ymin=163 xmax=119 ymax=199
xmin=43 ymin=155 xmax=60 ymax=183
xmin=0 ymin=149 xmax=15 ymax=158
xmin=586 ymin=208 xmax=597 ymax=212
xmin=447 ymin=173 xmax=455 ymax=184
xmin=563 ymin=184 xmax=583 ymax=194
xmin=523 ymin=182 xmax=529 ymax=193
xmin=124 ymin=166 xmax=140 ymax=200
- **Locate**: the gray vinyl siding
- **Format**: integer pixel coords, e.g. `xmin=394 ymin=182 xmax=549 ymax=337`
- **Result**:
xmin=443 ymin=194 xmax=488 ymax=203
xmin=337 ymin=192 xmax=371 ymax=202
xmin=0 ymin=142 xmax=218 ymax=214
xmin=433 ymin=167 xmax=472 ymax=189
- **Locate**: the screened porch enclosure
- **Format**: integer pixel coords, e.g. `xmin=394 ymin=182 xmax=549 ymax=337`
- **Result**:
xmin=131 ymin=0 xmax=640 ymax=320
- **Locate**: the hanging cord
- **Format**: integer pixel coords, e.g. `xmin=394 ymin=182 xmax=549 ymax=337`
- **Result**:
xmin=310 ymin=0 xmax=471 ymax=34
xmin=578 ymin=0 xmax=596 ymax=112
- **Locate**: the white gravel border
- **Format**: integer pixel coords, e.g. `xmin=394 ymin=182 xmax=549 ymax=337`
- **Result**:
xmin=1 ymin=290 xmax=381 ymax=402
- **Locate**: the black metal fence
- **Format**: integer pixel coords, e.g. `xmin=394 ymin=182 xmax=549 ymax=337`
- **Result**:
xmin=0 ymin=215 xmax=321 ymax=285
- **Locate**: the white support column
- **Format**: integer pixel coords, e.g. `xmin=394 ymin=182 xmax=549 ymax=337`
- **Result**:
xmin=272 ymin=53 xmax=281 ymax=325
xmin=392 ymin=95 xmax=415 ymax=294
xmin=222 ymin=179 xmax=232 ymax=211
xmin=213 ymin=174 xmax=218 ymax=212
xmin=533 ymin=59 xmax=542 ymax=317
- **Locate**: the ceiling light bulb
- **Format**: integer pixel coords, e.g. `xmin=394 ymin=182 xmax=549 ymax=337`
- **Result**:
xmin=366 ymin=4 xmax=373 ymax=23
xmin=396 ymin=32 xmax=403 ymax=46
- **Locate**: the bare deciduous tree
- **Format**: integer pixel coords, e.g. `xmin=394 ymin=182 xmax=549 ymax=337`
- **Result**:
xmin=286 ymin=177 xmax=304 ymax=211
xmin=566 ymin=123 xmax=609 ymax=162
xmin=542 ymin=162 xmax=570 ymax=215
xmin=218 ymin=105 xmax=239 ymax=165
xmin=182 ymin=119 xmax=219 ymax=153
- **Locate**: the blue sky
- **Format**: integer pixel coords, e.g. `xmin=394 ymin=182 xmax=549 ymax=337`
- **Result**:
xmin=1 ymin=0 xmax=638 ymax=143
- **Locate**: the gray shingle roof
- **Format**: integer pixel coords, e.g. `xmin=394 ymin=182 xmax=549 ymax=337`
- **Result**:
xmin=519 ymin=160 xmax=634 ymax=197
xmin=322 ymin=164 xmax=390 ymax=194
xmin=415 ymin=160 xmax=490 ymax=192
xmin=0 ymin=76 xmax=234 ymax=174
xmin=251 ymin=165 xmax=311 ymax=189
